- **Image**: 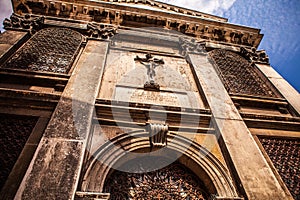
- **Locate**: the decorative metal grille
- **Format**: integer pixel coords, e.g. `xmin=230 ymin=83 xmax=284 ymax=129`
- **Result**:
xmin=259 ymin=137 xmax=300 ymax=199
xmin=0 ymin=114 xmax=38 ymax=190
xmin=104 ymin=161 xmax=209 ymax=200
xmin=2 ymin=28 xmax=82 ymax=74
xmin=209 ymin=49 xmax=278 ymax=98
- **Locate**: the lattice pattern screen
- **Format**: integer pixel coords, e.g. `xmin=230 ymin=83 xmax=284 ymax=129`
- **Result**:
xmin=104 ymin=162 xmax=209 ymax=200
xmin=259 ymin=137 xmax=300 ymax=199
xmin=2 ymin=28 xmax=82 ymax=74
xmin=209 ymin=49 xmax=279 ymax=98
xmin=0 ymin=114 xmax=38 ymax=190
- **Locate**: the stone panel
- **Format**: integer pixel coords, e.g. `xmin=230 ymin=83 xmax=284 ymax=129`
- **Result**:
xmin=99 ymin=50 xmax=204 ymax=109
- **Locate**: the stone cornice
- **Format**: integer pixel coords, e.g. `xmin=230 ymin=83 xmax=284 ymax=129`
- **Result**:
xmin=11 ymin=0 xmax=263 ymax=47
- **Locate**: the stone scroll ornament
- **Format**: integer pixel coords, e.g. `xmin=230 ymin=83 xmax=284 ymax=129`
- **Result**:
xmin=134 ymin=53 xmax=164 ymax=91
xmin=86 ymin=23 xmax=117 ymax=39
xmin=3 ymin=13 xmax=44 ymax=34
xmin=240 ymin=47 xmax=270 ymax=64
xmin=179 ymin=37 xmax=207 ymax=57
xmin=147 ymin=123 xmax=168 ymax=147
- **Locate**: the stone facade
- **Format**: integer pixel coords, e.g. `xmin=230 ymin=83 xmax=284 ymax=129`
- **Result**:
xmin=0 ymin=0 xmax=299 ymax=200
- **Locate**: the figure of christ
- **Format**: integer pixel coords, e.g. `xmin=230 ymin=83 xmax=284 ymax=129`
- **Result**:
xmin=134 ymin=53 xmax=164 ymax=90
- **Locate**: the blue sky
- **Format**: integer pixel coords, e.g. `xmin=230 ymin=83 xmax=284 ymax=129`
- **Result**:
xmin=0 ymin=0 xmax=299 ymax=92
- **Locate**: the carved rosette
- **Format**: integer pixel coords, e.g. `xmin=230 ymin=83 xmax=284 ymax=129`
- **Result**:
xmin=3 ymin=13 xmax=44 ymax=34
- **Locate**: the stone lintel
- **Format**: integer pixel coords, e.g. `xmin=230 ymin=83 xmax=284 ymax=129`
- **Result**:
xmin=188 ymin=53 xmax=293 ymax=199
xmin=256 ymin=63 xmax=300 ymax=115
xmin=15 ymin=40 xmax=109 ymax=199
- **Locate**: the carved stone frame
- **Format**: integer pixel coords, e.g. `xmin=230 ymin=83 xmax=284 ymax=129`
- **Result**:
xmin=78 ymin=132 xmax=241 ymax=199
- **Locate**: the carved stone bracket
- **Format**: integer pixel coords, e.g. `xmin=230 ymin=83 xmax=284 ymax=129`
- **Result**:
xmin=179 ymin=37 xmax=206 ymax=57
xmin=86 ymin=23 xmax=117 ymax=39
xmin=3 ymin=13 xmax=44 ymax=34
xmin=147 ymin=123 xmax=168 ymax=147
xmin=240 ymin=47 xmax=269 ymax=64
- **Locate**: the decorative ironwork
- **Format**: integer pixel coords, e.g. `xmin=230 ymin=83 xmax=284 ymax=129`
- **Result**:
xmin=104 ymin=161 xmax=209 ymax=200
xmin=0 ymin=114 xmax=38 ymax=190
xmin=2 ymin=28 xmax=82 ymax=74
xmin=240 ymin=47 xmax=269 ymax=64
xmin=3 ymin=13 xmax=44 ymax=34
xmin=259 ymin=137 xmax=300 ymax=199
xmin=209 ymin=49 xmax=279 ymax=97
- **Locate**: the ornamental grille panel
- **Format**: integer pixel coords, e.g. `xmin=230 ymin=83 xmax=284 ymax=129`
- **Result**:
xmin=258 ymin=137 xmax=300 ymax=199
xmin=1 ymin=28 xmax=82 ymax=74
xmin=104 ymin=161 xmax=210 ymax=200
xmin=0 ymin=114 xmax=38 ymax=190
xmin=209 ymin=49 xmax=279 ymax=98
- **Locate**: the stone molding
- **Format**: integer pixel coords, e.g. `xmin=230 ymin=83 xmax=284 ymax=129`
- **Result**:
xmin=80 ymin=132 xmax=240 ymax=198
xmin=11 ymin=0 xmax=263 ymax=47
xmin=3 ymin=13 xmax=118 ymax=40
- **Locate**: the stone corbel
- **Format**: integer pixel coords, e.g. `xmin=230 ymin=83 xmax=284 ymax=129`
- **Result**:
xmin=240 ymin=47 xmax=269 ymax=64
xmin=146 ymin=123 xmax=168 ymax=147
xmin=3 ymin=13 xmax=44 ymax=34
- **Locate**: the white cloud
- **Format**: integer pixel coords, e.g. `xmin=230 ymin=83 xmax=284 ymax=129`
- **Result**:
xmin=157 ymin=0 xmax=237 ymax=15
xmin=0 ymin=0 xmax=13 ymax=32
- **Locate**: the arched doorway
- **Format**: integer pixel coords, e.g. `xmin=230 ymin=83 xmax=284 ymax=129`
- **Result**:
xmin=80 ymin=132 xmax=239 ymax=199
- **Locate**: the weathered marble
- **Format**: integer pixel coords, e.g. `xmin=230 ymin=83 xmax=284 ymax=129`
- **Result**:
xmin=15 ymin=40 xmax=109 ymax=199
xmin=188 ymin=53 xmax=293 ymax=199
xmin=256 ymin=64 xmax=300 ymax=115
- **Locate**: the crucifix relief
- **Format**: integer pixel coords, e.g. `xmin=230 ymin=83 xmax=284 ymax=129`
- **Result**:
xmin=134 ymin=53 xmax=164 ymax=91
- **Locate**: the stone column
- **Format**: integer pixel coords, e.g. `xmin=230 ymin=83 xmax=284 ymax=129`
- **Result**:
xmin=188 ymin=53 xmax=292 ymax=199
xmin=256 ymin=63 xmax=300 ymax=114
xmin=15 ymin=39 xmax=109 ymax=199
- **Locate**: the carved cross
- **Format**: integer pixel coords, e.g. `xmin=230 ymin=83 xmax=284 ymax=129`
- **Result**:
xmin=134 ymin=53 xmax=164 ymax=91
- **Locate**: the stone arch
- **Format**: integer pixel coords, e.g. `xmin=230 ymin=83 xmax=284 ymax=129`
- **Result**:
xmin=80 ymin=132 xmax=239 ymax=198
xmin=2 ymin=27 xmax=83 ymax=74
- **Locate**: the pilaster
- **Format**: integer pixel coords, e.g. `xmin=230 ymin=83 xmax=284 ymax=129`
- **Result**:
xmin=15 ymin=39 xmax=109 ymax=199
xmin=256 ymin=63 xmax=300 ymax=115
xmin=188 ymin=53 xmax=293 ymax=199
